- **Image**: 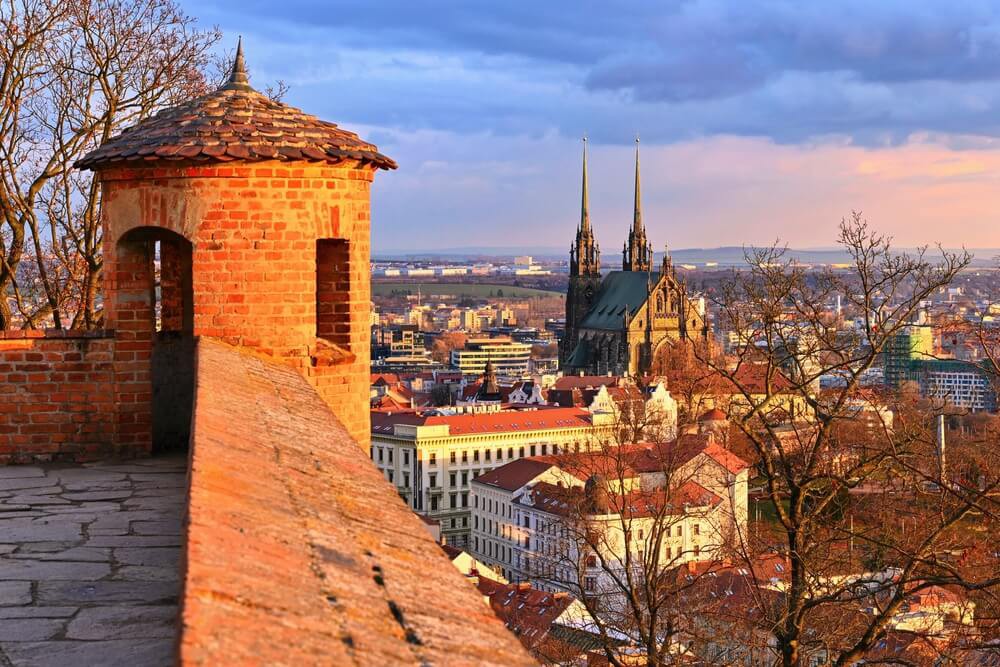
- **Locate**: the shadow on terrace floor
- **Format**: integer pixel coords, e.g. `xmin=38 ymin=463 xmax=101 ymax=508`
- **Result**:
xmin=0 ymin=454 xmax=186 ymax=667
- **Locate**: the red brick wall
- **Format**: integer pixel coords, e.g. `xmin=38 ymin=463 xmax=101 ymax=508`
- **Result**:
xmin=111 ymin=232 xmax=156 ymax=454
xmin=98 ymin=160 xmax=375 ymax=448
xmin=183 ymin=339 xmax=535 ymax=666
xmin=0 ymin=330 xmax=127 ymax=463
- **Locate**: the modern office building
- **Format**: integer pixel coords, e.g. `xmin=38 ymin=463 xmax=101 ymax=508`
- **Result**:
xmin=882 ymin=326 xmax=995 ymax=411
xmin=918 ymin=359 xmax=996 ymax=412
xmin=883 ymin=325 xmax=934 ymax=388
xmin=451 ymin=337 xmax=532 ymax=377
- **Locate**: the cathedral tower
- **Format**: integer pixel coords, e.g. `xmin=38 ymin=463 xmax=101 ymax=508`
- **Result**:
xmin=561 ymin=138 xmax=603 ymax=366
xmin=623 ymin=137 xmax=652 ymax=272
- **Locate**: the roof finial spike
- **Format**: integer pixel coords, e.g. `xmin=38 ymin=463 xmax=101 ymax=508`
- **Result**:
xmin=224 ymin=36 xmax=253 ymax=91
xmin=580 ymin=135 xmax=590 ymax=234
xmin=633 ymin=134 xmax=643 ymax=234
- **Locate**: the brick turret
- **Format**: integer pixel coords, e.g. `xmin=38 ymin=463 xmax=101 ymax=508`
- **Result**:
xmin=77 ymin=41 xmax=395 ymax=450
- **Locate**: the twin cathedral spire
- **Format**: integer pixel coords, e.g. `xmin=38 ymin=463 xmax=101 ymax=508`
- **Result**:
xmin=569 ymin=138 xmax=600 ymax=277
xmin=570 ymin=137 xmax=657 ymax=276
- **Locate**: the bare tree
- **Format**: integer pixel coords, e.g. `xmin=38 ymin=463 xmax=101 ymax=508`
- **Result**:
xmin=0 ymin=0 xmax=219 ymax=329
xmin=431 ymin=331 xmax=467 ymax=363
xmin=521 ymin=399 xmax=748 ymax=666
xmin=694 ymin=213 xmax=1000 ymax=665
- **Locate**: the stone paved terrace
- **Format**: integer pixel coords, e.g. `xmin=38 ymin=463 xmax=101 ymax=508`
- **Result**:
xmin=0 ymin=456 xmax=185 ymax=667
xmin=0 ymin=339 xmax=536 ymax=667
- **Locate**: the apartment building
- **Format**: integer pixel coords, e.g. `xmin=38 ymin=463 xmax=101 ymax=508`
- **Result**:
xmin=371 ymin=405 xmax=615 ymax=547
xmin=469 ymin=435 xmax=749 ymax=589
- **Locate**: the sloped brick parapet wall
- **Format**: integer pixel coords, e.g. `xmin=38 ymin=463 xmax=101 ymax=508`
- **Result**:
xmin=0 ymin=330 xmax=131 ymax=464
xmin=182 ymin=338 xmax=536 ymax=666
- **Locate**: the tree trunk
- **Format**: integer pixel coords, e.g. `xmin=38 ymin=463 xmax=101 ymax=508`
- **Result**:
xmin=0 ymin=280 xmax=11 ymax=330
xmin=782 ymin=639 xmax=799 ymax=667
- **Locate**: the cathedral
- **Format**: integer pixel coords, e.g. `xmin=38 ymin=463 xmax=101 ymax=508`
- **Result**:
xmin=559 ymin=138 xmax=707 ymax=377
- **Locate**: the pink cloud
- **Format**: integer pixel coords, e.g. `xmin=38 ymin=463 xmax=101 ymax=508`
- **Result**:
xmin=371 ymin=130 xmax=1000 ymax=252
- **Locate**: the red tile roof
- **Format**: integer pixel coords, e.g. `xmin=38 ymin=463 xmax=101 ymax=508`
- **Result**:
xmin=469 ymin=435 xmax=749 ymax=498
xmin=629 ymin=435 xmax=749 ymax=476
xmin=519 ymin=479 xmax=722 ymax=518
xmin=729 ymin=364 xmax=794 ymax=393
xmin=370 ymin=407 xmax=593 ymax=437
xmin=661 ymin=364 xmax=795 ymax=395
xmin=474 ymin=458 xmax=558 ymax=492
xmin=546 ymin=388 xmax=584 ymax=407
xmin=863 ymin=631 xmax=942 ymax=664
xmin=701 ymin=441 xmax=750 ymax=475
xmin=671 ymin=556 xmax=790 ymax=629
xmin=552 ymin=375 xmax=620 ymax=390
xmin=663 ymin=481 xmax=723 ymax=510
xmin=371 ymin=394 xmax=410 ymax=410
xmin=517 ymin=481 xmax=579 ymax=516
xmin=77 ymin=51 xmax=396 ymax=171
xmin=674 ymin=553 xmax=791 ymax=585
xmin=700 ymin=408 xmax=728 ymax=421
xmin=476 ymin=579 xmax=577 ymax=653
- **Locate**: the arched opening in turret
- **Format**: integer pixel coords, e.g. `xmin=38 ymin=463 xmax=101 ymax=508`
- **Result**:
xmin=115 ymin=226 xmax=194 ymax=454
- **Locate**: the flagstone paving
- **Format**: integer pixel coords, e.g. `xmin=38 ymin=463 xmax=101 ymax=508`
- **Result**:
xmin=0 ymin=456 xmax=186 ymax=667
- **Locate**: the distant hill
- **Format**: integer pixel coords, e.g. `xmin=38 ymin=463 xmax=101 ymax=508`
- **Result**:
xmin=374 ymin=245 xmax=1000 ymax=267
xmin=374 ymin=246 xmax=567 ymax=260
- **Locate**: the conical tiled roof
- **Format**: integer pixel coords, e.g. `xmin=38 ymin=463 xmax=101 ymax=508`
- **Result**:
xmin=77 ymin=41 xmax=396 ymax=171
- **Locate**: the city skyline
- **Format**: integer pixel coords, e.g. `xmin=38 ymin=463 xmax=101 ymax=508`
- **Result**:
xmin=183 ymin=1 xmax=1000 ymax=251
xmin=1 ymin=3 xmax=998 ymax=663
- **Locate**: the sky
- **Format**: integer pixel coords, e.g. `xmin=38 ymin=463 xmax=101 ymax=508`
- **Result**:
xmin=180 ymin=1 xmax=1000 ymax=253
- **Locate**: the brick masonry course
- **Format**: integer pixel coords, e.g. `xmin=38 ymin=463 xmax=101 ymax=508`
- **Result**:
xmin=0 ymin=332 xmax=118 ymax=464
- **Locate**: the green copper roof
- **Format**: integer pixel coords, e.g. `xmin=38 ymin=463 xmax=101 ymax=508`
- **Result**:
xmin=565 ymin=337 xmax=591 ymax=367
xmin=579 ymin=271 xmax=659 ymax=331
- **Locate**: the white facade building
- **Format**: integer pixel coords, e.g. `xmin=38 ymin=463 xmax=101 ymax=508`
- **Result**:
xmin=923 ymin=366 xmax=996 ymax=411
xmin=371 ymin=405 xmax=615 ymax=547
xmin=469 ymin=435 xmax=749 ymax=591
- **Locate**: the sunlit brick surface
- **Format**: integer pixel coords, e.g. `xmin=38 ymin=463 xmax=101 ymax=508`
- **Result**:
xmin=98 ymin=161 xmax=376 ymax=447
xmin=0 ymin=331 xmax=121 ymax=464
xmin=181 ymin=339 xmax=535 ymax=666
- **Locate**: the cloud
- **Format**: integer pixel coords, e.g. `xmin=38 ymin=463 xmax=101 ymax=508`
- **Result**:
xmin=188 ymin=0 xmax=1000 ymax=147
xmin=365 ymin=128 xmax=1000 ymax=252
xmin=178 ymin=1 xmax=1000 ymax=248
